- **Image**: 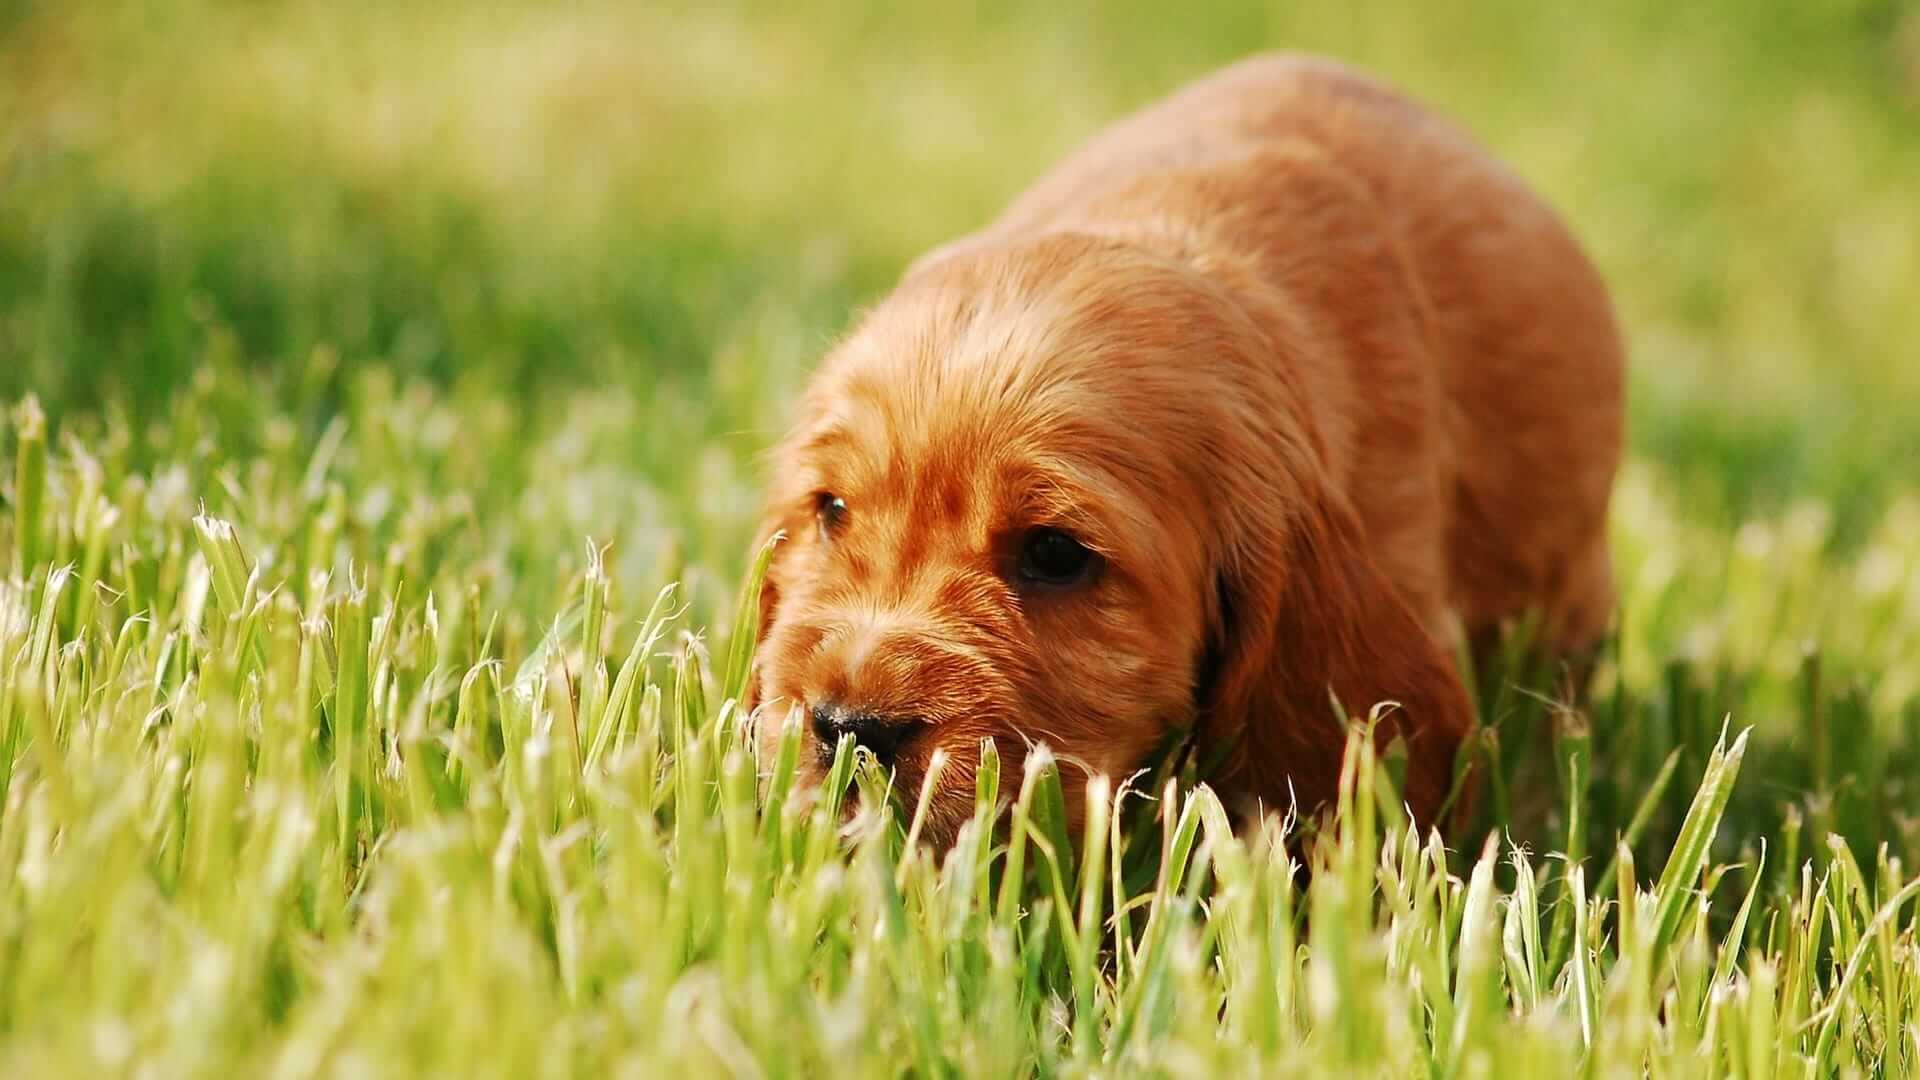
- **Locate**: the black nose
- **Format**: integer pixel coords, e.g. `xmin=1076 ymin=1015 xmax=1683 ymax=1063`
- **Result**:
xmin=810 ymin=702 xmax=919 ymax=765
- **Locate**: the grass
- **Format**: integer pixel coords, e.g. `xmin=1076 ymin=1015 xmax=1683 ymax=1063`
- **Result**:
xmin=3 ymin=0 xmax=1920 ymax=1074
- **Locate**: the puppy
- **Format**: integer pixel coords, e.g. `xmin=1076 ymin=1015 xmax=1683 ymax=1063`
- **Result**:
xmin=748 ymin=54 xmax=1623 ymax=845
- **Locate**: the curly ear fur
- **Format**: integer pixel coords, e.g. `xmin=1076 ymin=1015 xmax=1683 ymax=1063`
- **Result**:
xmin=1202 ymin=487 xmax=1474 ymax=831
xmin=739 ymin=515 xmax=786 ymax=718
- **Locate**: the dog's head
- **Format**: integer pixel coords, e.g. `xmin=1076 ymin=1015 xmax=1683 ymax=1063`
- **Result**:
xmin=749 ymin=233 xmax=1471 ymax=845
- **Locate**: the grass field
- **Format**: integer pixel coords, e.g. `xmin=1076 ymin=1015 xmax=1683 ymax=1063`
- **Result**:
xmin=4 ymin=1 xmax=1920 ymax=1074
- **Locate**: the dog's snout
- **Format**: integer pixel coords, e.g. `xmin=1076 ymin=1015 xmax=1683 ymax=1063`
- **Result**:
xmin=809 ymin=701 xmax=919 ymax=766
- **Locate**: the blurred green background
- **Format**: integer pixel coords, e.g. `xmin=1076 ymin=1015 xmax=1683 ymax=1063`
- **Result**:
xmin=7 ymin=0 xmax=1918 ymax=533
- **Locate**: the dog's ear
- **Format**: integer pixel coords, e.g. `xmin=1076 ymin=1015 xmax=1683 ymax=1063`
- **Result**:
xmin=743 ymin=381 xmax=833 ymax=718
xmin=1198 ymin=490 xmax=1473 ymax=831
xmin=739 ymin=508 xmax=789 ymax=716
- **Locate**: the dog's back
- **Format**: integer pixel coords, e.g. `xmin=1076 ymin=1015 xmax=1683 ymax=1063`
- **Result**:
xmin=921 ymin=53 xmax=1624 ymax=655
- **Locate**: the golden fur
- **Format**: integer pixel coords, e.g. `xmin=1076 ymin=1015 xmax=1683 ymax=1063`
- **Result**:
xmin=748 ymin=54 xmax=1623 ymax=845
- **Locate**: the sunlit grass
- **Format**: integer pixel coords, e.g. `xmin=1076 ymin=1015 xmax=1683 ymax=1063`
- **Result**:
xmin=3 ymin=388 xmax=1918 ymax=1074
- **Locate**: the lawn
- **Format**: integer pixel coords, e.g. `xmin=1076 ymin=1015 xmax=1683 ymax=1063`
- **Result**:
xmin=3 ymin=1 xmax=1919 ymax=1075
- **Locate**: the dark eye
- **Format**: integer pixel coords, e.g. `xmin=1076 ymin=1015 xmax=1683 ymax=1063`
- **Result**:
xmin=1017 ymin=527 xmax=1098 ymax=587
xmin=815 ymin=492 xmax=848 ymax=536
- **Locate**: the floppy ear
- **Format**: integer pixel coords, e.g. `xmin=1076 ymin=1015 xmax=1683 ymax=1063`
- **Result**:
xmin=739 ymin=508 xmax=790 ymax=716
xmin=1199 ymin=491 xmax=1474 ymax=831
xmin=742 ymin=381 xmax=833 ymax=719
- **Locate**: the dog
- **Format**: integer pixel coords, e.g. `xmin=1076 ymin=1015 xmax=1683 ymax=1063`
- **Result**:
xmin=747 ymin=54 xmax=1623 ymax=846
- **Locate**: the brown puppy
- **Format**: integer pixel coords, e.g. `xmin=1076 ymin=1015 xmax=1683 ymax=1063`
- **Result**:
xmin=748 ymin=54 xmax=1623 ymax=845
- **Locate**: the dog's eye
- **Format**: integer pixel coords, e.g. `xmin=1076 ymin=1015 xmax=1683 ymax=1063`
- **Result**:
xmin=815 ymin=492 xmax=849 ymax=536
xmin=1017 ymin=527 xmax=1097 ymax=587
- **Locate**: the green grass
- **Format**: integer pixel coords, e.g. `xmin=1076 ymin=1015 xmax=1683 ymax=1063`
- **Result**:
xmin=3 ymin=0 xmax=1920 ymax=1074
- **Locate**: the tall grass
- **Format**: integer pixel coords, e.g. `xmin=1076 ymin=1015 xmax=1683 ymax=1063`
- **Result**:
xmin=2 ymin=395 xmax=1918 ymax=1075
